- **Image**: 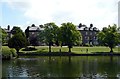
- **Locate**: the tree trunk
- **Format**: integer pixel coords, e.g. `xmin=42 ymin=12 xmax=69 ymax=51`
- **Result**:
xmin=16 ymin=49 xmax=19 ymax=53
xmin=60 ymin=44 xmax=62 ymax=53
xmin=69 ymin=47 xmax=71 ymax=53
xmin=49 ymin=45 xmax=51 ymax=53
xmin=110 ymin=47 xmax=113 ymax=53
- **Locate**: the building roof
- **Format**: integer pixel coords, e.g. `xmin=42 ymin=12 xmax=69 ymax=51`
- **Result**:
xmin=76 ymin=25 xmax=89 ymax=30
xmin=29 ymin=26 xmax=44 ymax=31
xmin=76 ymin=26 xmax=88 ymax=30
xmin=4 ymin=29 xmax=11 ymax=33
xmin=76 ymin=25 xmax=99 ymax=31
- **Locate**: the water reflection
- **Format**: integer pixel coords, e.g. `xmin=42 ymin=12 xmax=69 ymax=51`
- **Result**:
xmin=2 ymin=56 xmax=120 ymax=78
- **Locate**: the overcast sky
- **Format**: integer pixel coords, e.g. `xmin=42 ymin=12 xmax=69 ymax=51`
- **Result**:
xmin=0 ymin=0 xmax=119 ymax=31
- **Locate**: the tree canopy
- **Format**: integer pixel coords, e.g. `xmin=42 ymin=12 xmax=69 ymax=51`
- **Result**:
xmin=11 ymin=26 xmax=23 ymax=35
xmin=59 ymin=22 xmax=82 ymax=52
xmin=8 ymin=26 xmax=28 ymax=53
xmin=43 ymin=22 xmax=59 ymax=52
xmin=8 ymin=33 xmax=28 ymax=53
xmin=98 ymin=24 xmax=120 ymax=52
xmin=0 ymin=27 xmax=7 ymax=45
xmin=25 ymin=26 xmax=29 ymax=38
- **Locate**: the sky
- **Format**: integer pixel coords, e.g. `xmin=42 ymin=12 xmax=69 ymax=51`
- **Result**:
xmin=0 ymin=0 xmax=119 ymax=31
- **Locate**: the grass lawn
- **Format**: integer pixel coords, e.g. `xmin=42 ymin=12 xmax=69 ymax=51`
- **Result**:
xmin=20 ymin=46 xmax=120 ymax=54
xmin=2 ymin=46 xmax=120 ymax=56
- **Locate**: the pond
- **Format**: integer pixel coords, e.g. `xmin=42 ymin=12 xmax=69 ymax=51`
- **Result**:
xmin=2 ymin=56 xmax=120 ymax=78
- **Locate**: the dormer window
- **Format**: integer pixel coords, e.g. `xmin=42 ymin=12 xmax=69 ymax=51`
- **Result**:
xmin=32 ymin=32 xmax=34 ymax=34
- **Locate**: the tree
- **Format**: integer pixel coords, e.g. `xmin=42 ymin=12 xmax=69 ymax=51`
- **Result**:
xmin=8 ymin=27 xmax=28 ymax=54
xmin=25 ymin=26 xmax=29 ymax=39
xmin=0 ymin=28 xmax=7 ymax=44
xmin=38 ymin=30 xmax=45 ymax=45
xmin=11 ymin=26 xmax=23 ymax=35
xmin=8 ymin=33 xmax=28 ymax=53
xmin=59 ymin=22 xmax=82 ymax=53
xmin=44 ymin=22 xmax=59 ymax=52
xmin=98 ymin=24 xmax=120 ymax=52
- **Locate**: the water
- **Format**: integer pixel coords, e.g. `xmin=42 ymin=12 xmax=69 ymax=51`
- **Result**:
xmin=2 ymin=56 xmax=120 ymax=78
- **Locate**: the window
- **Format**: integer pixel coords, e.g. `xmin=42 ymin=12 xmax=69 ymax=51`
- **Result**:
xmin=85 ymin=36 xmax=89 ymax=40
xmin=86 ymin=32 xmax=88 ymax=35
xmin=32 ymin=32 xmax=34 ymax=34
xmin=94 ymin=32 xmax=96 ymax=34
xmin=90 ymin=32 xmax=92 ymax=35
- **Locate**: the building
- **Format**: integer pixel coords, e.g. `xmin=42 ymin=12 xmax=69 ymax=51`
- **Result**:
xmin=26 ymin=23 xmax=99 ymax=46
xmin=25 ymin=24 xmax=45 ymax=46
xmin=77 ymin=23 xmax=99 ymax=46
xmin=3 ymin=25 xmax=12 ymax=45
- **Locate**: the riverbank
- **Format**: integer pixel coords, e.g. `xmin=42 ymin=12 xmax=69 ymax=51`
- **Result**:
xmin=18 ymin=52 xmax=120 ymax=56
xmin=20 ymin=46 xmax=119 ymax=54
xmin=2 ymin=46 xmax=120 ymax=60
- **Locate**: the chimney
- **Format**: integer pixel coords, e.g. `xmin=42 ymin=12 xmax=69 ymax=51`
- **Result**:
xmin=78 ymin=23 xmax=82 ymax=28
xmin=31 ymin=24 xmax=35 ymax=27
xmin=90 ymin=24 xmax=93 ymax=28
xmin=8 ymin=25 xmax=10 ymax=30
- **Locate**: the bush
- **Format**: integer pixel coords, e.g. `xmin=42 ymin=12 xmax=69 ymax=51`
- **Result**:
xmin=22 ymin=47 xmax=37 ymax=51
xmin=10 ymin=49 xmax=17 ymax=57
xmin=2 ymin=46 xmax=17 ymax=59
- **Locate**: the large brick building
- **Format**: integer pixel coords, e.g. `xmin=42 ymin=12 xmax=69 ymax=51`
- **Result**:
xmin=25 ymin=24 xmax=45 ymax=46
xmin=77 ymin=23 xmax=99 ymax=46
xmin=25 ymin=23 xmax=99 ymax=46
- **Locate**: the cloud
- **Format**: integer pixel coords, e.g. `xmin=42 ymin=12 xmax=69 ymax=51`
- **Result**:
xmin=3 ymin=0 xmax=119 ymax=30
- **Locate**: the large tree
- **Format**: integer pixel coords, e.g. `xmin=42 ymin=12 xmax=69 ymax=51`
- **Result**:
xmin=44 ymin=22 xmax=59 ymax=52
xmin=0 ymin=28 xmax=7 ymax=45
xmin=25 ymin=26 xmax=29 ymax=39
xmin=38 ymin=30 xmax=45 ymax=45
xmin=98 ymin=24 xmax=120 ymax=52
xmin=8 ymin=27 xmax=28 ymax=53
xmin=59 ymin=22 xmax=82 ymax=52
xmin=11 ymin=26 xmax=23 ymax=35
xmin=8 ymin=33 xmax=28 ymax=53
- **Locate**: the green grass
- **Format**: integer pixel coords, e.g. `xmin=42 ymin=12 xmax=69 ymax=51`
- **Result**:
xmin=71 ymin=46 xmax=119 ymax=54
xmin=20 ymin=46 xmax=120 ymax=54
xmin=2 ymin=46 xmax=119 ymax=56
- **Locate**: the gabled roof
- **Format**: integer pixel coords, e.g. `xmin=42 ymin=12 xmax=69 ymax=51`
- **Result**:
xmin=29 ymin=26 xmax=44 ymax=31
xmin=29 ymin=26 xmax=39 ymax=30
xmin=76 ymin=25 xmax=89 ymax=30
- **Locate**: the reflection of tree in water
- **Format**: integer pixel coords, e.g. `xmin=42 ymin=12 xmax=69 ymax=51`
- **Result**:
xmin=2 ymin=56 xmax=120 ymax=78
xmin=46 ymin=56 xmax=83 ymax=77
xmin=81 ymin=56 xmax=120 ymax=78
xmin=97 ymin=56 xmax=120 ymax=77
xmin=81 ymin=56 xmax=98 ymax=78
